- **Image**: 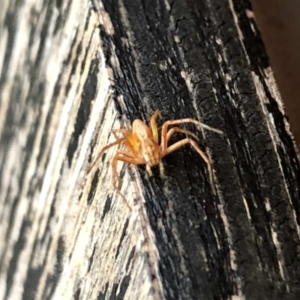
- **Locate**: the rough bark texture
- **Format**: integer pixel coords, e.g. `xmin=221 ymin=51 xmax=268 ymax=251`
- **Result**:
xmin=1 ymin=0 xmax=300 ymax=300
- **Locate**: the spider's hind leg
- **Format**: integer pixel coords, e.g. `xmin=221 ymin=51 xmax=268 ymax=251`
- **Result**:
xmin=146 ymin=161 xmax=165 ymax=179
xmin=159 ymin=161 xmax=165 ymax=179
xmin=146 ymin=164 xmax=153 ymax=176
xmin=164 ymin=138 xmax=216 ymax=195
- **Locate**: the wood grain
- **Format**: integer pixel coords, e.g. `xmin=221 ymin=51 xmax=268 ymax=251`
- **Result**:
xmin=1 ymin=0 xmax=300 ymax=299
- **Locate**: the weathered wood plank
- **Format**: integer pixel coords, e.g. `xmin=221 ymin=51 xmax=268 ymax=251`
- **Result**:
xmin=1 ymin=0 xmax=300 ymax=299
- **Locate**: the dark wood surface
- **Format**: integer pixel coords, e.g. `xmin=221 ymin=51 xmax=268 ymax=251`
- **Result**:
xmin=1 ymin=0 xmax=300 ymax=299
xmin=250 ymin=0 xmax=300 ymax=147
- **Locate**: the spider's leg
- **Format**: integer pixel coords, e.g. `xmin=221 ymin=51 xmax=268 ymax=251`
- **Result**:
xmin=112 ymin=129 xmax=140 ymax=156
xmin=159 ymin=161 xmax=165 ymax=178
xmin=88 ymin=137 xmax=126 ymax=173
xmin=161 ymin=127 xmax=199 ymax=152
xmin=163 ymin=138 xmax=216 ymax=195
xmin=146 ymin=164 xmax=153 ymax=176
xmin=165 ymin=118 xmax=223 ymax=134
xmin=150 ymin=109 xmax=161 ymax=143
xmin=111 ymin=153 xmax=144 ymax=210
xmin=112 ymin=129 xmax=133 ymax=141
xmin=167 ymin=127 xmax=198 ymax=143
xmin=145 ymin=162 xmax=164 ymax=177
xmin=112 ymin=128 xmax=132 ymax=135
xmin=161 ymin=118 xmax=222 ymax=152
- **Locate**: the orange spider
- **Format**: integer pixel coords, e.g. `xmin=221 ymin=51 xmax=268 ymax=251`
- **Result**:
xmin=89 ymin=110 xmax=222 ymax=209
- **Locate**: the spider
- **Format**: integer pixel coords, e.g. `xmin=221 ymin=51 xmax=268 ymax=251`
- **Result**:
xmin=88 ymin=110 xmax=222 ymax=209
